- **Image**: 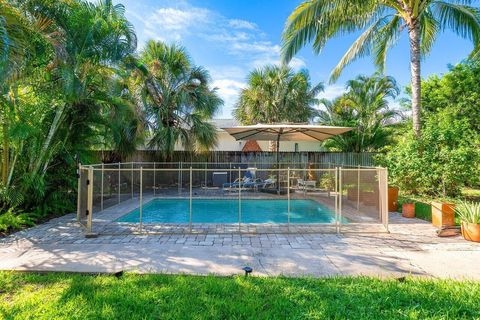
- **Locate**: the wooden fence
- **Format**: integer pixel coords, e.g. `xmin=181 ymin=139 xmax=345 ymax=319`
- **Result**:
xmin=90 ymin=151 xmax=379 ymax=167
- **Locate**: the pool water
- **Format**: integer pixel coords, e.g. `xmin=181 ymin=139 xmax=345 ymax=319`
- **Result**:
xmin=116 ymin=199 xmax=347 ymax=224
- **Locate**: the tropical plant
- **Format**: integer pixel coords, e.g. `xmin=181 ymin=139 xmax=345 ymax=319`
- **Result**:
xmin=133 ymin=41 xmax=222 ymax=156
xmin=455 ymin=201 xmax=480 ymax=224
xmin=234 ymin=65 xmax=323 ymax=125
xmin=318 ymin=74 xmax=400 ymax=152
xmin=379 ymin=109 xmax=479 ymax=197
xmin=421 ymin=60 xmax=480 ymax=132
xmin=0 ymin=0 xmax=141 ymax=223
xmin=282 ymin=0 xmax=480 ymax=138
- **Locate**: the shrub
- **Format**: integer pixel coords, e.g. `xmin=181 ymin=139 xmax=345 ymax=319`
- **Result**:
xmin=378 ymin=110 xmax=479 ymax=197
xmin=0 ymin=209 xmax=34 ymax=233
xmin=455 ymin=201 xmax=480 ymax=224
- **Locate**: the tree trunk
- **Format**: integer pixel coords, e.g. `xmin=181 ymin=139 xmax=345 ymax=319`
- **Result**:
xmin=408 ymin=23 xmax=422 ymax=138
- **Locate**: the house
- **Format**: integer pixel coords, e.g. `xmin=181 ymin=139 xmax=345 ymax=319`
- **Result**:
xmin=175 ymin=119 xmax=324 ymax=152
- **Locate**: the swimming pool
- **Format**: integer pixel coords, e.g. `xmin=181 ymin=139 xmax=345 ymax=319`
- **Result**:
xmin=116 ymin=199 xmax=347 ymax=224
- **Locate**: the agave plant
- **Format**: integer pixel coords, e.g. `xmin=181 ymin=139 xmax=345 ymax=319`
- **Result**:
xmin=455 ymin=201 xmax=480 ymax=224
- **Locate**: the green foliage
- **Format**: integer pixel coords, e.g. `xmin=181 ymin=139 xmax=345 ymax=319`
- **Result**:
xmin=1 ymin=272 xmax=480 ymax=319
xmin=234 ymin=65 xmax=323 ymax=124
xmin=422 ymin=61 xmax=480 ymax=132
xmin=0 ymin=209 xmax=33 ymax=233
xmin=455 ymin=201 xmax=480 ymax=224
xmin=319 ymin=173 xmax=335 ymax=190
xmin=0 ymin=1 xmax=223 ymax=231
xmin=379 ymin=110 xmax=479 ymax=197
xmin=135 ymin=41 xmax=222 ymax=156
xmin=318 ymin=73 xmax=400 ymax=152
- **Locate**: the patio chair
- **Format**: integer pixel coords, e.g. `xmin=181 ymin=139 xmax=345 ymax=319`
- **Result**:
xmin=258 ymin=178 xmax=276 ymax=189
xmin=297 ymin=179 xmax=316 ymax=190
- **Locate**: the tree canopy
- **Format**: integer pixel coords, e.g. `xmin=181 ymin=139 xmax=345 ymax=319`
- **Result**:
xmin=318 ymin=74 xmax=400 ymax=152
xmin=234 ymin=65 xmax=323 ymax=125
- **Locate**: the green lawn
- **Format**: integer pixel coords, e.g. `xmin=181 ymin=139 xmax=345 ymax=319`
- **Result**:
xmin=1 ymin=272 xmax=479 ymax=319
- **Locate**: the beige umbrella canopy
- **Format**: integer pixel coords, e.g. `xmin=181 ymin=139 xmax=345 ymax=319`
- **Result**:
xmin=222 ymin=124 xmax=352 ymax=143
xmin=222 ymin=124 xmax=353 ymax=191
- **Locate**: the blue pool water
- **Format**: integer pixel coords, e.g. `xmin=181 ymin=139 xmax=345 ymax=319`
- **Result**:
xmin=116 ymin=199 xmax=347 ymax=224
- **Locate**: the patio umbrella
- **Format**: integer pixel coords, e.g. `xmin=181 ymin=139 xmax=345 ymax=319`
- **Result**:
xmin=221 ymin=124 xmax=352 ymax=191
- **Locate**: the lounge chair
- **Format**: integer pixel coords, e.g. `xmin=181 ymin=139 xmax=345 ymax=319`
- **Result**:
xmin=257 ymin=178 xmax=276 ymax=189
xmin=222 ymin=176 xmax=250 ymax=189
xmin=297 ymin=179 xmax=316 ymax=190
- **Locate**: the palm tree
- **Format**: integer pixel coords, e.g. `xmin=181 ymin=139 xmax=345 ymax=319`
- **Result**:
xmin=234 ymin=65 xmax=323 ymax=125
xmin=282 ymin=0 xmax=480 ymax=138
xmin=15 ymin=0 xmax=138 ymax=193
xmin=134 ymin=41 xmax=222 ymax=156
xmin=318 ymin=74 xmax=400 ymax=152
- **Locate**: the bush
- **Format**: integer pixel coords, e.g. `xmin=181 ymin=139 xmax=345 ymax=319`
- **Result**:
xmin=379 ymin=110 xmax=479 ymax=197
xmin=0 ymin=209 xmax=34 ymax=233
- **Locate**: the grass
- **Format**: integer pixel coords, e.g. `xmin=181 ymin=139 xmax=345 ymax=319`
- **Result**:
xmin=1 ymin=272 xmax=479 ymax=319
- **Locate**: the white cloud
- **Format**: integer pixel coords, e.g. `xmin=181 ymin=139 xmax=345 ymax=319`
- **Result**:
xmin=143 ymin=7 xmax=211 ymax=42
xmin=228 ymin=19 xmax=257 ymax=30
xmin=212 ymin=79 xmax=246 ymax=118
xmin=317 ymin=85 xmax=346 ymax=101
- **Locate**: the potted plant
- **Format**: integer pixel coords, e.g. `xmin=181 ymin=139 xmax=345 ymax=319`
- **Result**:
xmin=402 ymin=202 xmax=415 ymax=218
xmin=454 ymin=201 xmax=480 ymax=242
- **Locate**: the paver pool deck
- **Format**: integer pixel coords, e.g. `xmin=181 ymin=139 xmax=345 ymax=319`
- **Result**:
xmin=1 ymin=212 xmax=479 ymax=279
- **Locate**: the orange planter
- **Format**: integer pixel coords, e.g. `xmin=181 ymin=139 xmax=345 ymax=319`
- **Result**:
xmin=461 ymin=222 xmax=480 ymax=242
xmin=432 ymin=202 xmax=455 ymax=228
xmin=388 ymin=187 xmax=399 ymax=212
xmin=402 ymin=203 xmax=415 ymax=218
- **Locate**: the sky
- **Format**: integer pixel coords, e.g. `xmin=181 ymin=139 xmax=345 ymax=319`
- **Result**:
xmin=116 ymin=0 xmax=475 ymax=118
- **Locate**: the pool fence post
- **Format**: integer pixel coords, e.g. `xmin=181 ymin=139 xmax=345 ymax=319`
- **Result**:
xmin=287 ymin=167 xmax=290 ymax=232
xmin=178 ymin=161 xmax=182 ymax=194
xmin=383 ymin=168 xmax=389 ymax=232
xmin=100 ymin=163 xmax=104 ymax=211
xmin=139 ymin=166 xmax=143 ymax=234
xmin=76 ymin=163 xmax=81 ymax=222
xmin=87 ymin=166 xmax=94 ymax=236
xmin=339 ymin=167 xmax=343 ymax=234
xmin=334 ymin=167 xmax=338 ymax=234
xmin=357 ymin=165 xmax=360 ymax=211
xmin=204 ymin=163 xmax=207 ymax=188
xmin=118 ymin=162 xmax=121 ymax=203
xmin=131 ymin=162 xmax=134 ymax=198
xmin=153 ymin=162 xmax=156 ymax=196
xmin=189 ymin=167 xmax=192 ymax=233
xmin=238 ymin=166 xmax=241 ymax=233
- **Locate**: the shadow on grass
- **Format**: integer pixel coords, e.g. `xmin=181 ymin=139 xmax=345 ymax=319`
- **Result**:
xmin=2 ymin=272 xmax=480 ymax=319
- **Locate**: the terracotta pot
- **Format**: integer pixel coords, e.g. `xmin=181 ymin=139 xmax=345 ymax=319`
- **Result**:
xmin=402 ymin=203 xmax=415 ymax=218
xmin=461 ymin=222 xmax=480 ymax=242
xmin=431 ymin=202 xmax=455 ymax=228
xmin=388 ymin=187 xmax=399 ymax=212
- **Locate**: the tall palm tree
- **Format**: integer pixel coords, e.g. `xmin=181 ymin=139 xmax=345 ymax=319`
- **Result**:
xmin=18 ymin=0 xmax=138 ymax=190
xmin=135 ymin=41 xmax=222 ymax=156
xmin=318 ymin=74 xmax=400 ymax=152
xmin=234 ymin=65 xmax=323 ymax=125
xmin=282 ymin=0 xmax=480 ymax=138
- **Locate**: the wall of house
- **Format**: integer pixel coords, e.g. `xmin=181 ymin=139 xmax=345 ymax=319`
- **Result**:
xmin=173 ymin=130 xmax=323 ymax=152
